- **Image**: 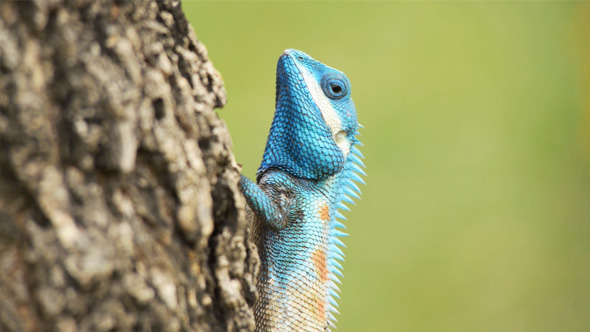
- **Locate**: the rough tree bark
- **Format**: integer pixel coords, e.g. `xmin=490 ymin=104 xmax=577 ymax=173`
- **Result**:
xmin=0 ymin=1 xmax=258 ymax=331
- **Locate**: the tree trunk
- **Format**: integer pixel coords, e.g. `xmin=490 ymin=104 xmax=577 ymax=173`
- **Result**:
xmin=0 ymin=1 xmax=258 ymax=331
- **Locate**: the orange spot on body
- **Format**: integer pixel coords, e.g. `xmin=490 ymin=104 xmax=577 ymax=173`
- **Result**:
xmin=316 ymin=294 xmax=326 ymax=322
xmin=312 ymin=249 xmax=328 ymax=284
xmin=319 ymin=203 xmax=330 ymax=223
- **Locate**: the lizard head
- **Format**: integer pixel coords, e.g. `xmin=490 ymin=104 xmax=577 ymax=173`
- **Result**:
xmin=258 ymin=49 xmax=359 ymax=181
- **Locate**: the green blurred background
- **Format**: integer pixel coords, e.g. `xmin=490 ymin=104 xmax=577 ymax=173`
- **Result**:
xmin=184 ymin=2 xmax=590 ymax=331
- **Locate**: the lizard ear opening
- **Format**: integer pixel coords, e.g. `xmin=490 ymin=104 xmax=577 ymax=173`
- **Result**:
xmin=334 ymin=130 xmax=350 ymax=157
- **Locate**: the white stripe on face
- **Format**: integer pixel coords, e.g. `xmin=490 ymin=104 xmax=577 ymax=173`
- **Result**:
xmin=296 ymin=62 xmax=350 ymax=158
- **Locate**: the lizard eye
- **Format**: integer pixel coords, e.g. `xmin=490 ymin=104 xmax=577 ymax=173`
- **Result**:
xmin=321 ymin=74 xmax=348 ymax=100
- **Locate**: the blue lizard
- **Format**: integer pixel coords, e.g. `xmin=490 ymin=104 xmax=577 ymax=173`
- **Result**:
xmin=240 ymin=49 xmax=365 ymax=331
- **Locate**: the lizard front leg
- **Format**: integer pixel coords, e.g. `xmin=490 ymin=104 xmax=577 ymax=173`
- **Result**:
xmin=240 ymin=175 xmax=287 ymax=230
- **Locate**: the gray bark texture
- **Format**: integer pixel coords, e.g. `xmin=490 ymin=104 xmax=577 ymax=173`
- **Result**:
xmin=0 ymin=0 xmax=258 ymax=331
